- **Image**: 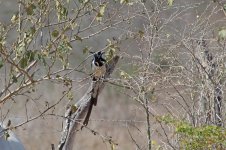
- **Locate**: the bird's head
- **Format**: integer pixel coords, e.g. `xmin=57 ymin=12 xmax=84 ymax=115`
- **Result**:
xmin=90 ymin=51 xmax=106 ymax=63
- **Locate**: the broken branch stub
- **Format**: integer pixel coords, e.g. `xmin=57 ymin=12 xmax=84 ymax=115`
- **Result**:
xmin=58 ymin=55 xmax=119 ymax=150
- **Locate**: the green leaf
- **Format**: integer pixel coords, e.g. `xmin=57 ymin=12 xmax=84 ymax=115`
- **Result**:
xmin=96 ymin=3 xmax=107 ymax=21
xmin=70 ymin=21 xmax=77 ymax=30
xmin=67 ymin=91 xmax=73 ymax=100
xmin=218 ymin=28 xmax=226 ymax=41
xmin=37 ymin=53 xmax=47 ymax=66
xmin=99 ymin=4 xmax=106 ymax=16
xmin=167 ymin=0 xmax=174 ymax=6
xmin=26 ymin=3 xmax=36 ymax=15
xmin=74 ymin=35 xmax=82 ymax=42
xmin=20 ymin=57 xmax=28 ymax=68
xmin=61 ymin=7 xmax=68 ymax=19
xmin=120 ymin=0 xmax=129 ymax=4
xmin=26 ymin=51 xmax=36 ymax=62
xmin=52 ymin=30 xmax=59 ymax=37
xmin=224 ymin=4 xmax=226 ymax=11
xmin=56 ymin=74 xmax=61 ymax=78
xmin=66 ymin=42 xmax=72 ymax=50
xmin=11 ymin=13 xmax=19 ymax=23
xmin=83 ymin=47 xmax=89 ymax=54
xmin=106 ymin=48 xmax=115 ymax=61
xmin=111 ymin=143 xmax=116 ymax=150
xmin=30 ymin=26 xmax=36 ymax=35
xmin=4 ymin=131 xmax=10 ymax=140
xmin=0 ymin=59 xmax=3 ymax=69
xmin=71 ymin=105 xmax=78 ymax=113
xmin=55 ymin=0 xmax=68 ymax=21
xmin=78 ymin=0 xmax=89 ymax=4
xmin=138 ymin=30 xmax=144 ymax=38
xmin=12 ymin=75 xmax=17 ymax=83
xmin=105 ymin=39 xmax=118 ymax=61
xmin=120 ymin=70 xmax=131 ymax=79
xmin=42 ymin=57 xmax=47 ymax=66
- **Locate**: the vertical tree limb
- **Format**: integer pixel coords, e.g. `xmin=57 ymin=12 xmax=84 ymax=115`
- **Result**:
xmin=201 ymin=40 xmax=223 ymax=127
xmin=58 ymin=56 xmax=119 ymax=150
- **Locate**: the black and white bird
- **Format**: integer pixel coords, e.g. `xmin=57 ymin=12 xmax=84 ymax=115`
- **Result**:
xmin=91 ymin=51 xmax=106 ymax=81
xmin=83 ymin=51 xmax=106 ymax=126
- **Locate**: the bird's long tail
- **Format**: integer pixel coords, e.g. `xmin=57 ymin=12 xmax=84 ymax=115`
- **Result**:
xmin=83 ymin=97 xmax=97 ymax=126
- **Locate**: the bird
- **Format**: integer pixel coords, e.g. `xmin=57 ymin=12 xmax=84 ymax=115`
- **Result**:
xmin=91 ymin=51 xmax=107 ymax=81
xmin=83 ymin=51 xmax=106 ymax=126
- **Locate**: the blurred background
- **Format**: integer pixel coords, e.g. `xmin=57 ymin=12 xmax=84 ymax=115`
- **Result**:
xmin=0 ymin=0 xmax=225 ymax=149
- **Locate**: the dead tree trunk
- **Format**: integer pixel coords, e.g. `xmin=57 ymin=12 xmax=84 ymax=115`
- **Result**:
xmin=58 ymin=56 xmax=119 ymax=150
xmin=214 ymin=84 xmax=223 ymax=127
xmin=202 ymin=40 xmax=223 ymax=127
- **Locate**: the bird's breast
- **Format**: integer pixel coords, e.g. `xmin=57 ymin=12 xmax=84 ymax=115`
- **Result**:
xmin=93 ymin=65 xmax=106 ymax=78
